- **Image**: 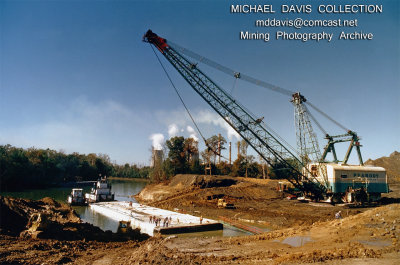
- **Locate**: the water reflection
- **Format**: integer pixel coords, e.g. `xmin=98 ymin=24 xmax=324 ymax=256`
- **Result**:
xmin=274 ymin=236 xmax=313 ymax=247
xmin=111 ymin=179 xmax=147 ymax=202
xmin=1 ymin=179 xmax=252 ymax=236
xmin=74 ymin=179 xmax=147 ymax=232
xmin=171 ymin=225 xmax=251 ymax=238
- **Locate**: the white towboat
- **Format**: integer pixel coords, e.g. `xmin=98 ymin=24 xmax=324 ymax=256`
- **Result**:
xmin=67 ymin=188 xmax=86 ymax=206
xmin=85 ymin=176 xmax=115 ymax=203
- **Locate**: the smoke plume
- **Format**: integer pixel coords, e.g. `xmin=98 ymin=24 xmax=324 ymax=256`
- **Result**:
xmin=149 ymin=133 xmax=164 ymax=150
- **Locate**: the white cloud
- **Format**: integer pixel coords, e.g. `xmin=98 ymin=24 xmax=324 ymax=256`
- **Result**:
xmin=189 ymin=134 xmax=199 ymax=142
xmin=155 ymin=108 xmax=240 ymax=141
xmin=0 ymin=97 xmax=151 ymax=164
xmin=195 ymin=109 xmax=240 ymax=141
xmin=149 ymin=133 xmax=165 ymax=150
xmin=186 ymin=125 xmax=196 ymax=134
xmin=186 ymin=126 xmax=199 ymax=142
xmin=168 ymin=124 xmax=179 ymax=138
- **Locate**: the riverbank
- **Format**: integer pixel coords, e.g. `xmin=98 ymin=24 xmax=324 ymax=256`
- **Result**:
xmin=1 ymin=201 xmax=399 ymax=264
xmin=0 ymin=196 xmax=148 ymax=241
xmin=1 ymin=174 xmax=399 ymax=264
xmin=109 ymin=177 xmax=149 ymax=182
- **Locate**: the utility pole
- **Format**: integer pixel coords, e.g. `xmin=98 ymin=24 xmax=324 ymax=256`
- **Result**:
xmin=259 ymin=154 xmax=266 ymax=179
xmin=229 ymin=142 xmax=231 ymax=165
xmin=262 ymin=163 xmax=266 ymax=179
xmin=218 ymin=133 xmax=221 ymax=164
xmin=237 ymin=141 xmax=240 ymax=159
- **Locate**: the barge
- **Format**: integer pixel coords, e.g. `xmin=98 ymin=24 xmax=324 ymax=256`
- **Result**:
xmin=90 ymin=201 xmax=222 ymax=236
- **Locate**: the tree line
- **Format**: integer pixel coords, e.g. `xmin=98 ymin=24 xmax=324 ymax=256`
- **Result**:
xmin=149 ymin=135 xmax=294 ymax=183
xmin=0 ymin=136 xmax=295 ymax=190
xmin=0 ymin=145 xmax=149 ymax=191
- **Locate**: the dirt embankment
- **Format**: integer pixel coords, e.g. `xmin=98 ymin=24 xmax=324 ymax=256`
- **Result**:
xmin=365 ymin=151 xmax=400 ymax=183
xmin=0 ymin=196 xmax=150 ymax=264
xmin=0 ymin=196 xmax=148 ymax=241
xmin=2 ymin=203 xmax=398 ymax=265
xmin=1 ymin=174 xmax=399 ymax=265
xmin=0 ymin=196 xmax=78 ymax=236
xmin=136 ymin=174 xmax=375 ymax=229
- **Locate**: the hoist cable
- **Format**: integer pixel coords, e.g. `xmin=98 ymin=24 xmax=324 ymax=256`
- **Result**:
xmin=303 ymin=104 xmax=328 ymax=136
xmin=230 ymin=77 xmax=238 ymax=95
xmin=150 ymin=44 xmax=230 ymax=161
xmin=170 ymin=40 xmax=351 ymax=133
xmin=169 ymin=41 xmax=294 ymax=97
xmin=305 ymin=101 xmax=349 ymax=132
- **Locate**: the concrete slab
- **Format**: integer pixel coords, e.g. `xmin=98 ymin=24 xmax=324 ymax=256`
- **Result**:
xmin=89 ymin=201 xmax=222 ymax=236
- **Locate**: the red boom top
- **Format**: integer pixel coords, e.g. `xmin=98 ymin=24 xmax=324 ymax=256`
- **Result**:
xmin=143 ymin=30 xmax=169 ymax=52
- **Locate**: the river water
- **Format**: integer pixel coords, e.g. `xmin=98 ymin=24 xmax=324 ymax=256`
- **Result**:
xmin=1 ymin=179 xmax=147 ymax=233
xmin=1 ymin=179 xmax=248 ymax=236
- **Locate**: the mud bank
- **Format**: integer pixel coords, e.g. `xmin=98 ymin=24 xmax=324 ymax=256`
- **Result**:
xmin=1 ymin=203 xmax=399 ymax=264
xmin=1 ymin=176 xmax=399 ymax=264
xmin=136 ymin=174 xmax=377 ymax=229
xmin=0 ymin=196 xmax=148 ymax=241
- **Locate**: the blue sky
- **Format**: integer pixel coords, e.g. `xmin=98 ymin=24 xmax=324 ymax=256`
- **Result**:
xmin=1 ymin=0 xmax=399 ymax=165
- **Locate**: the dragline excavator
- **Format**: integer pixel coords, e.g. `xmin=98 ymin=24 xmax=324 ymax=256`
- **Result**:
xmin=143 ymin=30 xmax=389 ymax=203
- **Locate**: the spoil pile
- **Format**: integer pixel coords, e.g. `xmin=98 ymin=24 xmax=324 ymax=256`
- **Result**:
xmin=136 ymin=174 xmax=398 ymax=229
xmin=0 ymin=196 xmax=79 ymax=236
xmin=0 ymin=196 xmax=148 ymax=241
xmin=137 ymin=174 xmax=279 ymax=203
xmin=169 ymin=174 xmax=237 ymax=189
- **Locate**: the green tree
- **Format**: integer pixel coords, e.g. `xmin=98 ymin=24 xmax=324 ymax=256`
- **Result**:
xmin=269 ymin=158 xmax=301 ymax=179
xmin=216 ymin=161 xmax=232 ymax=175
xmin=165 ymin=136 xmax=187 ymax=175
xmin=0 ymin=144 xmax=150 ymax=191
xmin=231 ymin=155 xmax=246 ymax=177
xmin=183 ymin=138 xmax=198 ymax=163
xmin=203 ymin=135 xmax=227 ymax=164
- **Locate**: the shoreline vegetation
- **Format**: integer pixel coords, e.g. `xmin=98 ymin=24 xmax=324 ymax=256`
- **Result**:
xmin=0 ymin=144 xmax=150 ymax=192
xmin=3 ymin=140 xmax=398 ymax=193
xmin=109 ymin=176 xmax=149 ymax=182
xmin=0 ymin=137 xmax=289 ymax=192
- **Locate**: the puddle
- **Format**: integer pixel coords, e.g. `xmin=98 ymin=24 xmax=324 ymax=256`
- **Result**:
xmin=358 ymin=240 xmax=392 ymax=247
xmin=274 ymin=236 xmax=313 ymax=247
xmin=169 ymin=225 xmax=252 ymax=238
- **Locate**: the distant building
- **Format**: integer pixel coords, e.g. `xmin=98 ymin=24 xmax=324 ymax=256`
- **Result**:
xmin=151 ymin=149 xmax=164 ymax=168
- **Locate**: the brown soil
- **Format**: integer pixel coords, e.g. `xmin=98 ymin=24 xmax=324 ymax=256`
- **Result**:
xmin=1 ymin=175 xmax=399 ymax=264
xmin=0 ymin=196 xmax=148 ymax=241
xmin=136 ymin=174 xmax=380 ymax=229
xmin=365 ymin=151 xmax=400 ymax=183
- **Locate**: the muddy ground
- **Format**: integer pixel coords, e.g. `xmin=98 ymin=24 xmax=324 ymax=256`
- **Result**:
xmin=137 ymin=175 xmax=400 ymax=229
xmin=1 ymin=175 xmax=399 ymax=264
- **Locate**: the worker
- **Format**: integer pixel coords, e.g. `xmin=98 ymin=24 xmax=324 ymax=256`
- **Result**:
xmin=335 ymin=211 xmax=342 ymax=219
xmin=200 ymin=216 xmax=203 ymax=224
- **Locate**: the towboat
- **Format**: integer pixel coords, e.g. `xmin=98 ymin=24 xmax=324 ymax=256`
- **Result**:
xmin=67 ymin=188 xmax=86 ymax=206
xmin=85 ymin=176 xmax=115 ymax=203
